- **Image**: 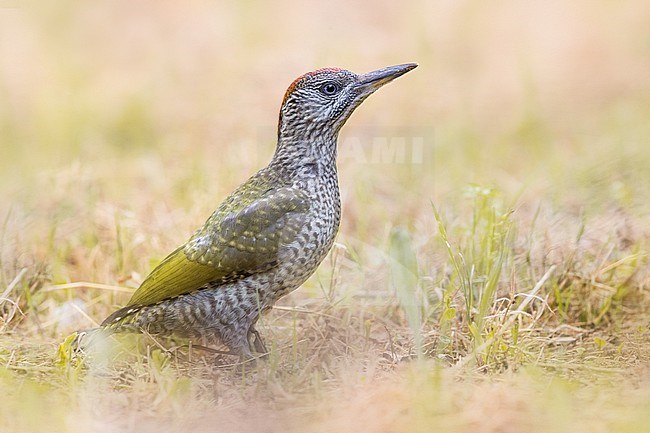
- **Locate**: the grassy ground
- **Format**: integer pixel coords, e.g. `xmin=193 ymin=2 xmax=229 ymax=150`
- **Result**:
xmin=1 ymin=1 xmax=649 ymax=432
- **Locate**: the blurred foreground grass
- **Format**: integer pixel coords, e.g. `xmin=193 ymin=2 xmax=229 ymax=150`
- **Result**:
xmin=1 ymin=1 xmax=649 ymax=432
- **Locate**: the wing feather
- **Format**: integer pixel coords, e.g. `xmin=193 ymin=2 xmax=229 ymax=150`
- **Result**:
xmin=121 ymin=187 xmax=309 ymax=308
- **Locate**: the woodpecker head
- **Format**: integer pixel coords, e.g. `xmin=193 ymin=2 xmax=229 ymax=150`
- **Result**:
xmin=278 ymin=63 xmax=417 ymax=141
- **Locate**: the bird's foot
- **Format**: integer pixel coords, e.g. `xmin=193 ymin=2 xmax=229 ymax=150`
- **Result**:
xmin=248 ymin=327 xmax=268 ymax=356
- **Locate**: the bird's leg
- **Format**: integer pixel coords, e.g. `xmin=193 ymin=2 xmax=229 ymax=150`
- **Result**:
xmin=239 ymin=345 xmax=256 ymax=362
xmin=248 ymin=326 xmax=268 ymax=355
xmin=214 ymin=325 xmax=262 ymax=362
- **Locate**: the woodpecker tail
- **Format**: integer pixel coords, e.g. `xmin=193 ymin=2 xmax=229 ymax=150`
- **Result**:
xmin=100 ymin=304 xmax=145 ymax=329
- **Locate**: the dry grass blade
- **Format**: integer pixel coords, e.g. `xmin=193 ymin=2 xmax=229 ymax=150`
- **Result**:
xmin=1 ymin=268 xmax=28 ymax=300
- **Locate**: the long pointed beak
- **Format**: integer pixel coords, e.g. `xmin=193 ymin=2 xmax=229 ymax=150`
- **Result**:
xmin=357 ymin=63 xmax=418 ymax=91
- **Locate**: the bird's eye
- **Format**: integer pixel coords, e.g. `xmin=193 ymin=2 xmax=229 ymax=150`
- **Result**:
xmin=319 ymin=82 xmax=340 ymax=96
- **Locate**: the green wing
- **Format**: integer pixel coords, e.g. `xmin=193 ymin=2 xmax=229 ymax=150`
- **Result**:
xmin=125 ymin=186 xmax=310 ymax=307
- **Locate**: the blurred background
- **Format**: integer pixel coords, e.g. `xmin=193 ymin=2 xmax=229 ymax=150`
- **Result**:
xmin=0 ymin=0 xmax=648 ymax=327
xmin=1 ymin=3 xmax=649 ymax=432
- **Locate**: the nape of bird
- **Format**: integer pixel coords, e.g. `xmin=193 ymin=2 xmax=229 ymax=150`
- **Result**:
xmin=93 ymin=63 xmax=417 ymax=360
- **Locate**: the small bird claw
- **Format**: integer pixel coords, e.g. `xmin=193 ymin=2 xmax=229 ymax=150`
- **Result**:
xmin=248 ymin=327 xmax=268 ymax=355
